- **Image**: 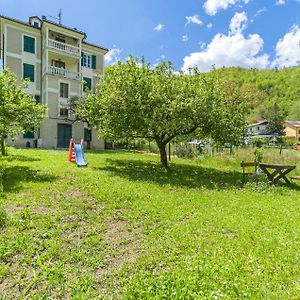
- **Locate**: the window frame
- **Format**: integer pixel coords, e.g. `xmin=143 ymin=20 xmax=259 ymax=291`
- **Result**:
xmin=82 ymin=53 xmax=92 ymax=68
xmin=59 ymin=82 xmax=69 ymax=99
xmin=59 ymin=107 xmax=69 ymax=117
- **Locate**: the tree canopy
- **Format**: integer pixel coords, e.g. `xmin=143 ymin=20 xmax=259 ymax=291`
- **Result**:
xmin=0 ymin=69 xmax=46 ymax=154
xmin=211 ymin=66 xmax=300 ymax=122
xmin=80 ymin=57 xmax=247 ymax=168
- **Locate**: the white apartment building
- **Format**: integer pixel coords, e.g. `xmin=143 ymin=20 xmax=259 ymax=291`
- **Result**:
xmin=0 ymin=15 xmax=108 ymax=149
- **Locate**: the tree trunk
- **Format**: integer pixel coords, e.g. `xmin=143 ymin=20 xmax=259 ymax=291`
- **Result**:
xmin=156 ymin=139 xmax=168 ymax=169
xmin=0 ymin=135 xmax=6 ymax=156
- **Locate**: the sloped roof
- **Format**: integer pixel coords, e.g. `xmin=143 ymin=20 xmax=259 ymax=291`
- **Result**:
xmin=0 ymin=14 xmax=108 ymax=52
xmin=285 ymin=121 xmax=300 ymax=127
xmin=246 ymin=120 xmax=268 ymax=127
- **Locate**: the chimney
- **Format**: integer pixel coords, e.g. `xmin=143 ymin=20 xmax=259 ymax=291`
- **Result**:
xmin=42 ymin=15 xmax=47 ymax=21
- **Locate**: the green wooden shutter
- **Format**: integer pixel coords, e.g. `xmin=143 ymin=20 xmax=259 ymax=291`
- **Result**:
xmin=81 ymin=52 xmax=84 ymax=66
xmin=83 ymin=77 xmax=92 ymax=91
xmin=23 ymin=64 xmax=35 ymax=82
xmin=23 ymin=128 xmax=35 ymax=139
xmin=24 ymin=36 xmax=35 ymax=54
xmin=34 ymin=95 xmax=40 ymax=104
xmin=92 ymin=55 xmax=96 ymax=69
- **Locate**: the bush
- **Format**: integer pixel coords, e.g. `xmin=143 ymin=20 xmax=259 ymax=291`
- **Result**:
xmin=174 ymin=143 xmax=197 ymax=159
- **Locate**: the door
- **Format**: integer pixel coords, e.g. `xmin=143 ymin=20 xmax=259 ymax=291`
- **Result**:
xmin=57 ymin=124 xmax=72 ymax=148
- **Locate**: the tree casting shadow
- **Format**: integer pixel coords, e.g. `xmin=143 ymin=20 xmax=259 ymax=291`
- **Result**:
xmin=94 ymin=158 xmax=243 ymax=190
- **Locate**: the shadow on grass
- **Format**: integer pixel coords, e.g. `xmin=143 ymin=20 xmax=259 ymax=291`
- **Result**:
xmin=94 ymin=158 xmax=243 ymax=190
xmin=3 ymin=154 xmax=41 ymax=162
xmin=1 ymin=166 xmax=57 ymax=193
xmin=95 ymin=158 xmax=300 ymax=190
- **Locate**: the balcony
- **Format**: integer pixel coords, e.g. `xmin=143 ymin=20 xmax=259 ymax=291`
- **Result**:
xmin=47 ymin=39 xmax=80 ymax=57
xmin=47 ymin=66 xmax=80 ymax=80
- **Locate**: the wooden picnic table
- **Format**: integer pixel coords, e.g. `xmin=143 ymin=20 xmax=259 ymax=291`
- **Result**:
xmin=259 ymin=163 xmax=296 ymax=185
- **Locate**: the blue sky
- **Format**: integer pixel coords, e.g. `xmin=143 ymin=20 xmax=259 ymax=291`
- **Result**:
xmin=1 ymin=0 xmax=300 ymax=71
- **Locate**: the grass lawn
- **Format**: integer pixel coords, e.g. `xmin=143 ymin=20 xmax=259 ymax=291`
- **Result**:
xmin=0 ymin=147 xmax=300 ymax=299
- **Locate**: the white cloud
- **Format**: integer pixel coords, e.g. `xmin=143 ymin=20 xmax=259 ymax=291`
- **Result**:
xmin=272 ymin=25 xmax=300 ymax=68
xmin=229 ymin=11 xmax=248 ymax=34
xmin=276 ymin=0 xmax=285 ymax=5
xmin=199 ymin=41 xmax=207 ymax=49
xmin=154 ymin=24 xmax=164 ymax=32
xmin=207 ymin=23 xmax=213 ymax=29
xmin=182 ymin=32 xmax=269 ymax=72
xmin=185 ymin=15 xmax=203 ymax=26
xmin=105 ymin=48 xmax=122 ymax=64
xmin=203 ymin=0 xmax=250 ymax=16
xmin=182 ymin=35 xmax=189 ymax=42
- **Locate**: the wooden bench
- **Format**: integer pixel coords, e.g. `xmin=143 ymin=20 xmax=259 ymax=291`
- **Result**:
xmin=290 ymin=175 xmax=300 ymax=182
xmin=240 ymin=161 xmax=259 ymax=184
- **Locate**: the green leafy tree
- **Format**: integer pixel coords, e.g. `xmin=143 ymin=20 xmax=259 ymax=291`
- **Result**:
xmin=0 ymin=69 xmax=46 ymax=155
xmin=82 ymin=57 xmax=246 ymax=168
xmin=262 ymin=103 xmax=286 ymax=136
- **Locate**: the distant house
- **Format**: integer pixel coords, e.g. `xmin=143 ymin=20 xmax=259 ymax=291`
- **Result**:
xmin=284 ymin=121 xmax=300 ymax=144
xmin=246 ymin=121 xmax=268 ymax=136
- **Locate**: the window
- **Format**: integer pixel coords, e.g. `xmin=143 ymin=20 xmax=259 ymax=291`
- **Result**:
xmin=84 ymin=128 xmax=92 ymax=142
xmin=34 ymin=95 xmax=41 ymax=104
xmin=81 ymin=53 xmax=97 ymax=69
xmin=52 ymin=60 xmax=65 ymax=69
xmin=60 ymin=83 xmax=69 ymax=98
xmin=83 ymin=77 xmax=92 ymax=91
xmin=23 ymin=128 xmax=34 ymax=139
xmin=23 ymin=35 xmax=35 ymax=53
xmin=60 ymin=108 xmax=69 ymax=117
xmin=23 ymin=63 xmax=35 ymax=82
xmin=82 ymin=53 xmax=91 ymax=68
xmin=33 ymin=22 xmax=40 ymax=28
xmin=55 ymin=36 xmax=65 ymax=43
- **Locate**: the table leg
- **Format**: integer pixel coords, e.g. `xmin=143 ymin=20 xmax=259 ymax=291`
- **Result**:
xmin=273 ymin=169 xmax=292 ymax=184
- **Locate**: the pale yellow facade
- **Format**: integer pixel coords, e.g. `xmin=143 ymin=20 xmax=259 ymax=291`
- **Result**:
xmin=284 ymin=122 xmax=300 ymax=144
xmin=0 ymin=15 xmax=108 ymax=149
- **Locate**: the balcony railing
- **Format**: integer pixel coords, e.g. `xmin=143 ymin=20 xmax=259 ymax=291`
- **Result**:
xmin=47 ymin=66 xmax=80 ymax=80
xmin=47 ymin=39 xmax=80 ymax=57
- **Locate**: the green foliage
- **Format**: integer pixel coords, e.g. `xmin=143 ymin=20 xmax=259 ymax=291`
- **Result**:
xmin=174 ymin=143 xmax=197 ymax=159
xmin=0 ymin=69 xmax=46 ymax=154
xmin=82 ymin=57 xmax=246 ymax=168
xmin=262 ymin=103 xmax=286 ymax=135
xmin=211 ymin=66 xmax=300 ymax=121
xmin=254 ymin=148 xmax=263 ymax=163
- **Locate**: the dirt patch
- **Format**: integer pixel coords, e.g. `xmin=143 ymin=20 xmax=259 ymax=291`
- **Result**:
xmin=3 ymin=204 xmax=57 ymax=216
xmin=96 ymin=218 xmax=143 ymax=293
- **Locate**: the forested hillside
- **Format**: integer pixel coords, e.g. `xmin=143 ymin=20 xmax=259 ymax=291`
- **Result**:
xmin=212 ymin=66 xmax=300 ymax=122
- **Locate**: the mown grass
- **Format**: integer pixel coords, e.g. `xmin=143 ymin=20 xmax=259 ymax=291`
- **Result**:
xmin=0 ymin=147 xmax=299 ymax=299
